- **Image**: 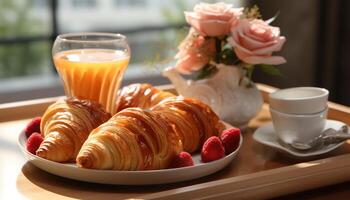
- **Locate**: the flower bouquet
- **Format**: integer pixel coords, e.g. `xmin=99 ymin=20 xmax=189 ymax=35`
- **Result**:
xmin=163 ymin=2 xmax=287 ymax=127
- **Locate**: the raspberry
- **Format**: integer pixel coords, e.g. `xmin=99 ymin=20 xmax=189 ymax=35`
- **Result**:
xmin=169 ymin=152 xmax=194 ymax=168
xmin=221 ymin=128 xmax=241 ymax=155
xmin=26 ymin=132 xmax=43 ymax=155
xmin=201 ymin=136 xmax=225 ymax=163
xmin=25 ymin=117 xmax=41 ymax=137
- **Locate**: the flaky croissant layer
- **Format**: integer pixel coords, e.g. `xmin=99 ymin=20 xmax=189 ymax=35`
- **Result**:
xmin=39 ymin=84 xmax=225 ymax=171
xmin=152 ymin=96 xmax=225 ymax=153
xmin=76 ymin=96 xmax=224 ymax=170
xmin=115 ymin=83 xmax=175 ymax=112
xmin=37 ymin=98 xmax=110 ymax=162
xmin=77 ymin=108 xmax=182 ymax=170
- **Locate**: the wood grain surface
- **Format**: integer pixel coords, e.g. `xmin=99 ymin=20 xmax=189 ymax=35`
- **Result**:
xmin=1 ymin=84 xmax=350 ymax=199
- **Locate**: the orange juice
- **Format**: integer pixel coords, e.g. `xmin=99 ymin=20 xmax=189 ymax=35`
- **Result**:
xmin=53 ymin=49 xmax=129 ymax=114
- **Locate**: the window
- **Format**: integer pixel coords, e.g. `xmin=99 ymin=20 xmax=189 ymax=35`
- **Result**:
xmin=0 ymin=0 xmax=242 ymax=103
xmin=72 ymin=0 xmax=97 ymax=8
xmin=115 ymin=0 xmax=146 ymax=7
xmin=32 ymin=0 xmax=49 ymax=8
xmin=0 ymin=0 xmax=52 ymax=78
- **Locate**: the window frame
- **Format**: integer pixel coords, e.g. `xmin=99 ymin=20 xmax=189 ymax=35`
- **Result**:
xmin=0 ymin=0 xmax=185 ymax=103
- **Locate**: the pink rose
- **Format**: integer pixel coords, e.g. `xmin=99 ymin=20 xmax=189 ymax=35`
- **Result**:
xmin=228 ymin=19 xmax=286 ymax=65
xmin=185 ymin=2 xmax=243 ymax=37
xmin=174 ymin=29 xmax=216 ymax=74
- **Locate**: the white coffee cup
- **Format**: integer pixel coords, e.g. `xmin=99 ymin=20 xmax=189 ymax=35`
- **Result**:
xmin=269 ymin=87 xmax=329 ymax=145
xmin=269 ymin=87 xmax=329 ymax=114
xmin=270 ymin=107 xmax=328 ymax=144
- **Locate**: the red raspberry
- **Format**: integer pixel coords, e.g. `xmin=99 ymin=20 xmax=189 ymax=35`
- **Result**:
xmin=25 ymin=117 xmax=41 ymax=137
xmin=221 ymin=128 xmax=241 ymax=155
xmin=26 ymin=132 xmax=44 ymax=155
xmin=169 ymin=152 xmax=194 ymax=168
xmin=201 ymin=136 xmax=225 ymax=163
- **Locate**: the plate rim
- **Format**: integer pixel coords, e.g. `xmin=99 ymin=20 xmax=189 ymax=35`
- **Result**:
xmin=18 ymin=123 xmax=242 ymax=183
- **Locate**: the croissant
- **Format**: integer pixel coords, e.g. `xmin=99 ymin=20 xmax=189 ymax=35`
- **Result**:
xmin=115 ymin=83 xmax=175 ymax=112
xmin=36 ymin=98 xmax=110 ymax=162
xmin=76 ymin=108 xmax=182 ymax=170
xmin=152 ymin=96 xmax=225 ymax=153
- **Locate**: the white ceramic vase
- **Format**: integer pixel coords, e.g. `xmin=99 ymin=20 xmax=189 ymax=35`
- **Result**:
xmin=163 ymin=64 xmax=263 ymax=128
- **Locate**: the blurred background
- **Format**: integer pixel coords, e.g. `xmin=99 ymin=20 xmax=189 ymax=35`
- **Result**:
xmin=0 ymin=0 xmax=349 ymax=106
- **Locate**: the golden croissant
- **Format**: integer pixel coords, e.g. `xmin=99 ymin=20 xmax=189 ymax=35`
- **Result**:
xmin=76 ymin=108 xmax=182 ymax=170
xmin=36 ymin=98 xmax=110 ymax=162
xmin=115 ymin=83 xmax=175 ymax=112
xmin=152 ymin=96 xmax=225 ymax=153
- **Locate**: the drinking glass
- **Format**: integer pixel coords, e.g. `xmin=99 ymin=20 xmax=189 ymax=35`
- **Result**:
xmin=52 ymin=32 xmax=130 ymax=114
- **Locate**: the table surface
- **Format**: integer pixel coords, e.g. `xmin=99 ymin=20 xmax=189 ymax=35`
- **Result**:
xmin=2 ymin=103 xmax=350 ymax=200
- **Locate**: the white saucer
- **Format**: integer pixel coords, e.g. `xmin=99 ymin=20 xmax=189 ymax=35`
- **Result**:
xmin=253 ymin=120 xmax=348 ymax=158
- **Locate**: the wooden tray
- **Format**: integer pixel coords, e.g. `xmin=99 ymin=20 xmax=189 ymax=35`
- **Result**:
xmin=1 ymin=84 xmax=350 ymax=199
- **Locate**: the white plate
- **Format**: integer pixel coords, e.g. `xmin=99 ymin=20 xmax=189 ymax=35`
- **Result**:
xmin=253 ymin=119 xmax=347 ymax=158
xmin=18 ymin=124 xmax=242 ymax=185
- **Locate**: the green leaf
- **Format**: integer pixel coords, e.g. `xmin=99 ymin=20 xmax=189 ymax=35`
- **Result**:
xmin=243 ymin=5 xmax=262 ymax=20
xmin=257 ymin=64 xmax=282 ymax=76
xmin=195 ymin=64 xmax=218 ymax=80
xmin=218 ymin=48 xmax=238 ymax=65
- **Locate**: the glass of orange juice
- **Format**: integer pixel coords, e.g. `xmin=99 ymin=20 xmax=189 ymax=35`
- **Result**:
xmin=52 ymin=32 xmax=130 ymax=114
